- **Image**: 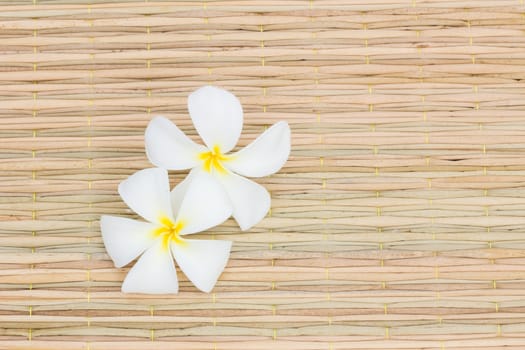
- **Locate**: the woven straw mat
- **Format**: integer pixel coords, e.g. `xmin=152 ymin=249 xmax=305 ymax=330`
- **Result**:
xmin=2 ymin=1 xmax=525 ymax=349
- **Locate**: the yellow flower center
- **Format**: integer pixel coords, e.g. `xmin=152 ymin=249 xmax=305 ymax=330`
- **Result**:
xmin=199 ymin=145 xmax=229 ymax=173
xmin=152 ymin=216 xmax=186 ymax=250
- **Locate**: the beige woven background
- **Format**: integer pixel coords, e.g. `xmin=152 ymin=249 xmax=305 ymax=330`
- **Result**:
xmin=2 ymin=0 xmax=525 ymax=349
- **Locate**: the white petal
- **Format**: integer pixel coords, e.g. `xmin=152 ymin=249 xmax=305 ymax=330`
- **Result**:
xmin=118 ymin=168 xmax=174 ymax=225
xmin=145 ymin=116 xmax=207 ymax=170
xmin=122 ymin=239 xmax=179 ymax=294
xmin=100 ymin=215 xmax=157 ymax=268
xmin=216 ymin=170 xmax=270 ymax=231
xmin=171 ymin=239 xmax=232 ymax=293
xmin=227 ymin=121 xmax=291 ymax=177
xmin=170 ymin=168 xmax=199 ymax=217
xmin=176 ymin=170 xmax=232 ymax=235
xmin=188 ymin=86 xmax=243 ymax=153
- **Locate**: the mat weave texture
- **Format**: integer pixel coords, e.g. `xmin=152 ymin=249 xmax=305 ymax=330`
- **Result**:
xmin=2 ymin=1 xmax=525 ymax=349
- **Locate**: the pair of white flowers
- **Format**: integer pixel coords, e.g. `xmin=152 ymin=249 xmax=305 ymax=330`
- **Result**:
xmin=100 ymin=86 xmax=291 ymax=294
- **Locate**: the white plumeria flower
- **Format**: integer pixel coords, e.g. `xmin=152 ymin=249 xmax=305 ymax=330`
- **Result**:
xmin=100 ymin=167 xmax=232 ymax=294
xmin=145 ymin=85 xmax=291 ymax=231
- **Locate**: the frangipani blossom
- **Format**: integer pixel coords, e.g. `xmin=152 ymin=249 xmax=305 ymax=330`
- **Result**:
xmin=100 ymin=167 xmax=232 ymax=294
xmin=145 ymin=85 xmax=291 ymax=230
